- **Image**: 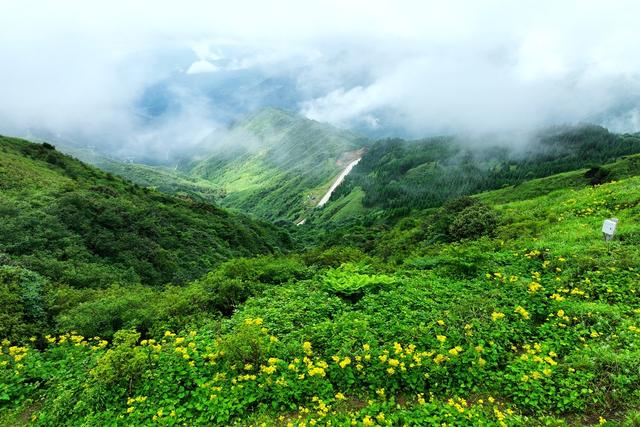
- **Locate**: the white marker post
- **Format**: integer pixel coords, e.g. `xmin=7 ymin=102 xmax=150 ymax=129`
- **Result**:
xmin=602 ymin=218 xmax=618 ymax=241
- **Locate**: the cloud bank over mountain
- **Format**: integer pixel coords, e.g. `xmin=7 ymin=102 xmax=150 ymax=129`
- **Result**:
xmin=1 ymin=0 xmax=639 ymax=159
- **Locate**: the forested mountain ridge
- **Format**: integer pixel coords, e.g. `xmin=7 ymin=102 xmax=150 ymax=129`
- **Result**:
xmin=0 ymin=136 xmax=292 ymax=288
xmin=319 ymin=125 xmax=640 ymax=222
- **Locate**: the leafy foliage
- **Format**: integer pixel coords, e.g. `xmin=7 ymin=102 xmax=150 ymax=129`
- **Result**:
xmin=0 ymin=136 xmax=292 ymax=288
xmin=3 ymin=131 xmax=640 ymax=425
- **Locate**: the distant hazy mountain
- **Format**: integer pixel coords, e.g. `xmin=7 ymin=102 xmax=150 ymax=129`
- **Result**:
xmin=184 ymin=108 xmax=367 ymax=222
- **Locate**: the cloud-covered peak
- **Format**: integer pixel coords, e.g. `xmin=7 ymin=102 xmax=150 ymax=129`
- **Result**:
xmin=1 ymin=0 xmax=640 ymax=160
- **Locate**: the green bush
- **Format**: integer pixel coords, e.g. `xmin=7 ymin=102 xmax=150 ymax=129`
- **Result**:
xmin=448 ymin=203 xmax=498 ymax=241
xmin=0 ymin=266 xmax=48 ymax=341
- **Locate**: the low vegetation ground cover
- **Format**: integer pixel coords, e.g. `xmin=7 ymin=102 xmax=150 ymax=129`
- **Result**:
xmin=2 ymin=140 xmax=639 ymax=425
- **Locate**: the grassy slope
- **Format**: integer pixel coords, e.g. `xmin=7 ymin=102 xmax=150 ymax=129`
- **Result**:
xmin=3 ymin=156 xmax=640 ymax=425
xmin=187 ymin=108 xmax=366 ymax=222
xmin=475 ymin=153 xmax=640 ymax=205
xmin=0 ymin=136 xmax=291 ymax=287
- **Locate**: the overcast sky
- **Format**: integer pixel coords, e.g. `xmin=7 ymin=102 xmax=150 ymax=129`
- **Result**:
xmin=1 ymin=0 xmax=639 ymax=158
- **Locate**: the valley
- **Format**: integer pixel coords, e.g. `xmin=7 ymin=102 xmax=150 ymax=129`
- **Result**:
xmin=2 ymin=124 xmax=640 ymax=426
xmin=4 ymin=4 xmax=640 ymax=426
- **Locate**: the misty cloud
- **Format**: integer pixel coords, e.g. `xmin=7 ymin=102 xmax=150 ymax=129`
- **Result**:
xmin=1 ymin=0 xmax=640 ymax=160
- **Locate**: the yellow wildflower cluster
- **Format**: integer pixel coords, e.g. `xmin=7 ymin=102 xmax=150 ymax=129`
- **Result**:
xmin=303 ymin=341 xmax=313 ymax=356
xmin=525 ymin=249 xmax=541 ymax=259
xmin=448 ymin=346 xmax=463 ymax=356
xmin=305 ymin=357 xmax=327 ymax=377
xmin=261 ymin=364 xmax=277 ymax=375
xmin=514 ymin=306 xmax=530 ymax=319
xmin=338 ymin=357 xmax=351 ymax=369
xmin=140 ymin=338 xmax=162 ymax=352
xmin=528 ymin=282 xmax=543 ymax=293
xmin=244 ymin=318 xmax=264 ymax=326
xmin=491 ymin=311 xmax=505 ymax=321
xmin=447 ymin=396 xmax=468 ymax=413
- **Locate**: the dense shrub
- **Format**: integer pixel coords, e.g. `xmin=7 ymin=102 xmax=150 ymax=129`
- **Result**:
xmin=0 ymin=266 xmax=48 ymax=341
xmin=585 ymin=165 xmax=613 ymax=186
xmin=448 ymin=203 xmax=498 ymax=241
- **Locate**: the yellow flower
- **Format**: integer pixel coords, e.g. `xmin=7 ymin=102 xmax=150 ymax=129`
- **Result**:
xmin=388 ymin=358 xmax=400 ymax=367
xmin=335 ymin=392 xmax=346 ymax=400
xmin=448 ymin=346 xmax=462 ymax=356
xmin=339 ymin=357 xmax=351 ymax=369
xmin=308 ymin=366 xmax=325 ymax=377
xmin=376 ymin=412 xmax=386 ymax=422
xmin=491 ymin=312 xmax=505 ymax=321
xmin=437 ymin=319 xmax=445 ymax=326
xmin=514 ymin=306 xmax=530 ymax=319
xmin=436 ymin=335 xmax=447 ymax=343
xmin=376 ymin=388 xmax=385 ymax=397
xmin=362 ymin=343 xmax=370 ymax=351
xmin=362 ymin=416 xmax=374 ymax=426
xmin=303 ymin=341 xmax=313 ymax=355
xmin=557 ymin=309 xmax=565 ymax=317
xmin=127 ymin=407 xmax=135 ymax=414
xmin=261 ymin=365 xmax=277 ymax=374
xmin=387 ymin=367 xmax=395 ymax=375
xmin=528 ymin=282 xmax=543 ymax=293
xmin=433 ymin=354 xmax=447 ymax=364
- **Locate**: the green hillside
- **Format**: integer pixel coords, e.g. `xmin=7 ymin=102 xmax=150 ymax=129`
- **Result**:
xmin=186 ymin=108 xmax=367 ymax=222
xmin=0 ymin=136 xmax=291 ymax=288
xmin=320 ymin=126 xmax=640 ymax=223
xmin=59 ymin=145 xmax=223 ymax=204
xmin=3 ymin=138 xmax=640 ymax=425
